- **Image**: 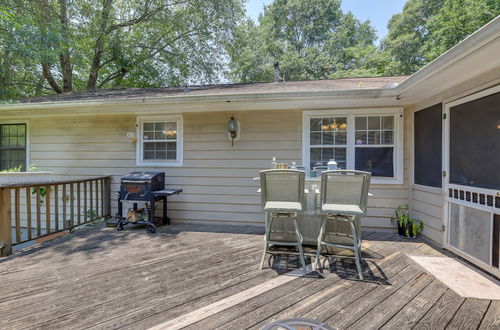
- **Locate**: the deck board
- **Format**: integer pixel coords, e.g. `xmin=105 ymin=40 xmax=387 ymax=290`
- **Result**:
xmin=0 ymin=223 xmax=496 ymax=330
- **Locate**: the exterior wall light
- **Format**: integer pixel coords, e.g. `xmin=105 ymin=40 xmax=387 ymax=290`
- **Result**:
xmin=227 ymin=115 xmax=240 ymax=146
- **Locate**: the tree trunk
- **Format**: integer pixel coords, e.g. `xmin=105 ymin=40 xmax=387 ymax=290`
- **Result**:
xmin=58 ymin=0 xmax=73 ymax=92
xmin=87 ymin=0 xmax=113 ymax=90
xmin=42 ymin=63 xmax=63 ymax=94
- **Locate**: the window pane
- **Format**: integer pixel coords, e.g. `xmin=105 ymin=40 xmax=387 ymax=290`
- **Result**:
xmin=322 ymin=132 xmax=334 ymax=145
xmin=167 ymin=150 xmax=177 ymax=160
xmin=310 ymin=147 xmax=346 ymax=169
xmin=367 ymin=131 xmax=380 ymax=144
xmin=355 ymin=147 xmax=394 ymax=177
xmin=381 ymin=131 xmax=393 ymax=144
xmin=154 ymin=122 xmax=166 ymax=131
xmin=382 ymin=116 xmax=394 ymax=129
xmin=166 ymin=142 xmax=176 ymax=151
xmin=310 ymin=118 xmax=321 ymax=131
xmin=335 ymin=132 xmax=346 ymax=144
xmin=143 ymin=123 xmax=154 ymax=131
xmin=355 ymin=131 xmax=367 ymax=145
xmin=156 ymin=151 xmax=167 ymax=160
xmin=368 ymin=116 xmax=381 ymax=130
xmin=321 ymin=148 xmax=333 ymax=162
xmin=336 ymin=117 xmax=347 ymax=130
xmin=164 ymin=122 xmax=177 ymax=139
xmin=144 ymin=151 xmax=155 ymax=160
xmin=310 ymin=132 xmax=321 ymax=145
xmin=355 ymin=117 xmax=367 ymax=130
xmin=154 ymin=132 xmax=166 ymax=140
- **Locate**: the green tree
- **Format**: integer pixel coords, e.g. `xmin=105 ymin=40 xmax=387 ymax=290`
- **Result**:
xmin=0 ymin=0 xmax=245 ymax=100
xmin=382 ymin=0 xmax=499 ymax=75
xmin=227 ymin=0 xmax=383 ymax=83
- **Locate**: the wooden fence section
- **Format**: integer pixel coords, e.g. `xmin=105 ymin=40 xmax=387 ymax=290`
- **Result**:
xmin=0 ymin=176 xmax=111 ymax=256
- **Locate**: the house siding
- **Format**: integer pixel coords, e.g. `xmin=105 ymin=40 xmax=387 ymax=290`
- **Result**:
xmin=26 ymin=107 xmax=410 ymax=231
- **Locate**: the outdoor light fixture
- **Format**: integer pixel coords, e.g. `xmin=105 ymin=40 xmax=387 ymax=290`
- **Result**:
xmin=227 ymin=115 xmax=239 ymax=146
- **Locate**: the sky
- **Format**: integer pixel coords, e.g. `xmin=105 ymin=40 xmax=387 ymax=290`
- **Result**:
xmin=245 ymin=0 xmax=408 ymax=43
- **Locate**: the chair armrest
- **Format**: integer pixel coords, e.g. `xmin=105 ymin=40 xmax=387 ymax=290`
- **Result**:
xmin=368 ymin=192 xmax=373 ymax=197
xmin=304 ymin=189 xmax=310 ymax=194
xmin=257 ymin=188 xmax=261 ymax=193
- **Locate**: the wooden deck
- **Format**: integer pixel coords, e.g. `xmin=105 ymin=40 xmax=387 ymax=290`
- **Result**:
xmin=0 ymin=223 xmax=498 ymax=329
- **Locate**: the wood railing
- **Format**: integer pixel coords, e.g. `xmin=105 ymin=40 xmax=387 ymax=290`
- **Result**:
xmin=0 ymin=176 xmax=112 ymax=256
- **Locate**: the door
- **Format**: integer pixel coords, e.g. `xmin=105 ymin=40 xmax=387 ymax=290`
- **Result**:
xmin=443 ymin=85 xmax=500 ymax=277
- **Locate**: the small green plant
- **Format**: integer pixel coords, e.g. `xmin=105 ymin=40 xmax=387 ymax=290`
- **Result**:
xmin=0 ymin=164 xmax=37 ymax=172
xmin=86 ymin=209 xmax=97 ymax=219
xmin=0 ymin=165 xmax=23 ymax=173
xmin=391 ymin=204 xmax=424 ymax=238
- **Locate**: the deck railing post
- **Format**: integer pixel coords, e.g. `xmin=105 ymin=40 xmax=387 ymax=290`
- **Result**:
xmin=0 ymin=187 xmax=12 ymax=257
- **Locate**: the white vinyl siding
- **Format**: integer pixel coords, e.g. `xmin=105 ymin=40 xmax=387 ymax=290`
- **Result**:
xmin=25 ymin=109 xmax=409 ymax=232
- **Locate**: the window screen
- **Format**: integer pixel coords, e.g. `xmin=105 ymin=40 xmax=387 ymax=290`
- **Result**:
xmin=142 ymin=121 xmax=177 ymax=161
xmin=450 ymin=91 xmax=500 ymax=190
xmin=0 ymin=124 xmax=27 ymax=171
xmin=414 ymin=104 xmax=442 ymax=188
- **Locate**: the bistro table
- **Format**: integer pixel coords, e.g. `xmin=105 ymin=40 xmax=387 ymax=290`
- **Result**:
xmin=253 ymin=175 xmax=356 ymax=246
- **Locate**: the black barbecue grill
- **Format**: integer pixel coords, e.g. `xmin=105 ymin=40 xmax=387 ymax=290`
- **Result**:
xmin=107 ymin=171 xmax=182 ymax=233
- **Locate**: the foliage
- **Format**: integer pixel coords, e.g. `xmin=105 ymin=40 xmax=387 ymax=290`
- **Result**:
xmin=0 ymin=164 xmax=37 ymax=172
xmin=226 ymin=0 xmax=385 ymax=82
xmin=0 ymin=0 xmax=498 ymax=99
xmin=382 ymin=0 xmax=499 ymax=75
xmin=0 ymin=0 xmax=245 ymax=99
xmin=391 ymin=204 xmax=424 ymax=237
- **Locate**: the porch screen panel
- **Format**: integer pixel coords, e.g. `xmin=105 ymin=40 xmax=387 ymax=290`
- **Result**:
xmin=450 ymin=91 xmax=500 ymax=190
xmin=414 ymin=103 xmax=442 ymax=188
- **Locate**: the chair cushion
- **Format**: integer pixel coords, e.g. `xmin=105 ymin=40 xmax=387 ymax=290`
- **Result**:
xmin=264 ymin=201 xmax=302 ymax=212
xmin=321 ymin=203 xmax=364 ymax=216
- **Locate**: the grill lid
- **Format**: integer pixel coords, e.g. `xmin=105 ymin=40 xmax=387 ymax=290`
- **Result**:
xmin=121 ymin=172 xmax=163 ymax=181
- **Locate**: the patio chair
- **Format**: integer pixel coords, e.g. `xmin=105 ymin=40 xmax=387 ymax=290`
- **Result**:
xmin=315 ymin=170 xmax=371 ymax=279
xmin=259 ymin=169 xmax=307 ymax=271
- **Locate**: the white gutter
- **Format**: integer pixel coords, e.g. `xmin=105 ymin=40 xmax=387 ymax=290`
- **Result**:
xmin=0 ymin=87 xmax=396 ymax=112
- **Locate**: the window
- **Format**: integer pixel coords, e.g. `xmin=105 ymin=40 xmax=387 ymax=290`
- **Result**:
xmin=414 ymin=104 xmax=442 ymax=188
xmin=136 ymin=115 xmax=183 ymax=166
xmin=0 ymin=123 xmax=27 ymax=171
xmin=303 ymin=109 xmax=403 ymax=184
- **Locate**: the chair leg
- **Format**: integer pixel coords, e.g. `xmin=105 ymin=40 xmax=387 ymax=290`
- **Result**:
xmin=260 ymin=214 xmax=273 ymax=270
xmin=315 ymin=217 xmax=326 ymax=271
xmin=349 ymin=220 xmax=363 ymax=280
xmin=292 ymin=217 xmax=307 ymax=272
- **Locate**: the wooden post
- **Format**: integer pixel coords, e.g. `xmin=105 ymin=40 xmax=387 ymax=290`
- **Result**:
xmin=0 ymin=187 xmax=12 ymax=257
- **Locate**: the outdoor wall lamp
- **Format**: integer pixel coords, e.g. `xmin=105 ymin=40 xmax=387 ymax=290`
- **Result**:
xmin=227 ymin=115 xmax=240 ymax=146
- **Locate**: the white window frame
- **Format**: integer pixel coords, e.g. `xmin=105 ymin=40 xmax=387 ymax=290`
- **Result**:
xmin=302 ymin=108 xmax=404 ymax=184
xmin=136 ymin=115 xmax=183 ymax=167
xmin=0 ymin=119 xmax=30 ymax=171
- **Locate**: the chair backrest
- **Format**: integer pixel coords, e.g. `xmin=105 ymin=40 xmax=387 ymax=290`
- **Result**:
xmin=259 ymin=169 xmax=305 ymax=208
xmin=320 ymin=170 xmax=371 ymax=214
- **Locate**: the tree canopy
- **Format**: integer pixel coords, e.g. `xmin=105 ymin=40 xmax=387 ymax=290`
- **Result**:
xmin=0 ymin=0 xmax=244 ymax=100
xmin=0 ymin=0 xmax=498 ymax=101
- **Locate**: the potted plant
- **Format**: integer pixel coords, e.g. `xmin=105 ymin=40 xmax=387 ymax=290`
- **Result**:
xmin=391 ymin=204 xmax=423 ymax=238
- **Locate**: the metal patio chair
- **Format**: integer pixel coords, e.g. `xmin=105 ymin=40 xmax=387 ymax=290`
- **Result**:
xmin=315 ymin=170 xmax=371 ymax=279
xmin=259 ymin=169 xmax=307 ymax=271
